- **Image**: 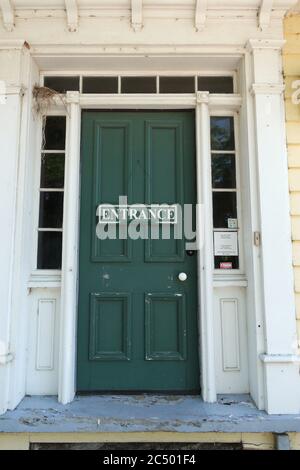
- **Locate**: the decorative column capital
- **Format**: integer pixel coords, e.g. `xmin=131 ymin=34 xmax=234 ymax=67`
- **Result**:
xmin=66 ymin=90 xmax=80 ymax=105
xmin=0 ymin=83 xmax=25 ymax=97
xmin=196 ymin=91 xmax=209 ymax=105
xmin=246 ymin=39 xmax=286 ymax=53
xmin=0 ymin=39 xmax=28 ymax=50
xmin=250 ymin=83 xmax=285 ymax=96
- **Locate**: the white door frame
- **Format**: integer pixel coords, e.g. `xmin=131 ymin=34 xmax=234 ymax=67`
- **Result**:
xmin=1 ymin=41 xmax=297 ymax=414
xmin=58 ymin=90 xmax=242 ymax=405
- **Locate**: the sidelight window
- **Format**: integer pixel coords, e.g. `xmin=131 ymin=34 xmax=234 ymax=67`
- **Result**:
xmin=36 ymin=116 xmax=66 ymax=269
xmin=211 ymin=116 xmax=240 ymax=271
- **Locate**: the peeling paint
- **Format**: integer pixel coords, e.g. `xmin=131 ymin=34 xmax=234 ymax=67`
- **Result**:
xmin=1 ymin=395 xmax=300 ymax=434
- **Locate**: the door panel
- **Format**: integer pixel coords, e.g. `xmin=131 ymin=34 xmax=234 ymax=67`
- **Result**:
xmin=145 ymin=293 xmax=187 ymax=361
xmin=77 ymin=111 xmax=200 ymax=392
xmin=89 ymin=293 xmax=131 ymax=362
xmin=91 ymin=121 xmax=133 ymax=262
xmin=145 ymin=120 xmax=185 ymax=262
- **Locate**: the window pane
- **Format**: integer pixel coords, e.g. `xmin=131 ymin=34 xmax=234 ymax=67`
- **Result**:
xmin=44 ymin=116 xmax=66 ymax=150
xmin=214 ymin=256 xmax=239 ymax=270
xmin=39 ymin=192 xmax=64 ymax=228
xmin=40 ymin=154 xmax=65 ymax=188
xmin=212 ymin=154 xmax=236 ymax=189
xmin=198 ymin=76 xmax=234 ymax=94
xmin=121 ymin=76 xmax=156 ymax=93
xmin=213 ymin=192 xmax=237 ymax=228
xmin=44 ymin=76 xmax=80 ymax=93
xmin=37 ymin=231 xmax=62 ymax=269
xmin=211 ymin=117 xmax=235 ymax=151
xmin=82 ymin=77 xmax=118 ymax=94
xmin=159 ymin=76 xmax=195 ymax=93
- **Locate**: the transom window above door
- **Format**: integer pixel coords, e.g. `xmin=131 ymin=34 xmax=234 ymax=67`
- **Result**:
xmin=43 ymin=75 xmax=235 ymax=94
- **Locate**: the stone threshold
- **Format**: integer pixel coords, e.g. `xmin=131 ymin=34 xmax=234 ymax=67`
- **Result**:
xmin=1 ymin=394 xmax=300 ymax=434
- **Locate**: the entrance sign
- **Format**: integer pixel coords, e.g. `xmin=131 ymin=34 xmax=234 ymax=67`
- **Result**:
xmin=214 ymin=231 xmax=238 ymax=256
xmin=97 ymin=203 xmax=178 ymax=224
xmin=95 ymin=197 xmax=203 ymax=251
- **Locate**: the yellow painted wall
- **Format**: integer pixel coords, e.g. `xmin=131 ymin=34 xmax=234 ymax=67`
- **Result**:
xmin=283 ymin=14 xmax=300 ymax=348
xmin=0 ymin=432 xmax=299 ymax=450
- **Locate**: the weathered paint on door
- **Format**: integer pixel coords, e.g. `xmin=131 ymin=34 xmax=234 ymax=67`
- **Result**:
xmin=77 ymin=111 xmax=200 ymax=391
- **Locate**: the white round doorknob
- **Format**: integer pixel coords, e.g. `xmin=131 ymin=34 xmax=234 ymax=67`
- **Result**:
xmin=178 ymin=272 xmax=188 ymax=282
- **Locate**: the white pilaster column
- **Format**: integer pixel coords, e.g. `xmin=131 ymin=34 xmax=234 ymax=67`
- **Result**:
xmin=0 ymin=86 xmax=23 ymax=414
xmin=58 ymin=91 xmax=81 ymax=405
xmin=196 ymin=92 xmax=216 ymax=403
xmin=0 ymin=41 xmax=32 ymax=414
xmin=248 ymin=39 xmax=300 ymax=414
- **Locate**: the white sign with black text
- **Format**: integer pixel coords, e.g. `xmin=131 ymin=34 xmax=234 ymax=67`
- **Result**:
xmin=214 ymin=231 xmax=238 ymax=257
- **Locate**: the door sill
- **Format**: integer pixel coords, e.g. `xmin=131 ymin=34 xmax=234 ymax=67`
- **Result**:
xmin=76 ymin=390 xmax=201 ymax=396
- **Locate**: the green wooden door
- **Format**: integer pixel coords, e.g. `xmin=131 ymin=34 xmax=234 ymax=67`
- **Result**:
xmin=77 ymin=111 xmax=200 ymax=392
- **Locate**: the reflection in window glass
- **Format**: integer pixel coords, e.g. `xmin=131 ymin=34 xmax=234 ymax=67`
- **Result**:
xmin=211 ymin=115 xmax=239 ymax=270
xmin=44 ymin=76 xmax=80 ymax=93
xmin=210 ymin=117 xmax=235 ymax=151
xmin=37 ymin=116 xmax=66 ymax=269
xmin=44 ymin=74 xmax=236 ymax=94
xmin=212 ymin=154 xmax=236 ymax=189
xmin=82 ymin=77 xmax=118 ymax=94
xmin=121 ymin=76 xmax=157 ymax=93
xmin=159 ymin=76 xmax=195 ymax=93
xmin=213 ymin=192 xmax=237 ymax=228
xmin=40 ymin=154 xmax=65 ymax=188
xmin=39 ymin=192 xmax=64 ymax=229
xmin=44 ymin=116 xmax=66 ymax=150
xmin=37 ymin=232 xmax=62 ymax=269
xmin=198 ymin=76 xmax=234 ymax=94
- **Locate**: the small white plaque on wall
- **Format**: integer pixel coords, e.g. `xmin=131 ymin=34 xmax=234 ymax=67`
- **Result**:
xmin=214 ymin=231 xmax=238 ymax=256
